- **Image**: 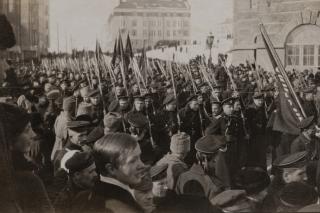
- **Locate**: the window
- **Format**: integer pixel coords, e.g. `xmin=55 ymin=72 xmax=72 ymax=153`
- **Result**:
xmin=158 ymin=20 xmax=161 ymax=26
xmin=173 ymin=20 xmax=177 ymax=27
xmin=303 ymin=45 xmax=315 ymax=66
xmin=132 ymin=30 xmax=137 ymax=37
xmin=173 ymin=30 xmax=176 ymax=37
xmin=249 ymin=0 xmax=258 ymax=9
xmin=143 ymin=30 xmax=147 ymax=37
xmin=286 ymin=45 xmax=300 ymax=66
xmin=132 ymin=20 xmax=137 ymax=27
xmin=143 ymin=21 xmax=147 ymax=27
xmin=183 ymin=20 xmax=189 ymax=27
xmin=167 ymin=21 xmax=171 ymax=27
xmin=158 ymin=30 xmax=162 ymax=37
xmin=167 ymin=30 xmax=170 ymax=37
xmin=183 ymin=30 xmax=189 ymax=36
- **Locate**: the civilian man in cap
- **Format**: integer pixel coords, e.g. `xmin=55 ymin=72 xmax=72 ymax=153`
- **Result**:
xmin=76 ymin=133 xmax=146 ymax=213
xmin=175 ymin=135 xmax=226 ymax=204
xmin=156 ymin=132 xmax=191 ymax=191
xmin=154 ymin=93 xmax=179 ymax=153
xmin=262 ymin=151 xmax=308 ymax=212
xmin=205 ymin=97 xmax=246 ymax=186
xmin=210 ymin=100 xmax=222 ymax=123
xmin=246 ymin=91 xmax=268 ymax=169
xmin=54 ymin=152 xmax=97 ymax=213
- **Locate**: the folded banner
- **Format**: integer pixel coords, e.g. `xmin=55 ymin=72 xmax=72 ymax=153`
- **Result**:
xmin=259 ymin=23 xmax=306 ymax=135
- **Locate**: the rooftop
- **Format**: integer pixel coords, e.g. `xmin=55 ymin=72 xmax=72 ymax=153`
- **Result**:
xmin=115 ymin=0 xmax=190 ymax=10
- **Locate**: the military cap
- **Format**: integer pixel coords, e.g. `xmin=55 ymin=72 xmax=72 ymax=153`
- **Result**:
xmin=150 ymin=164 xmax=168 ymax=181
xmin=46 ymin=89 xmax=60 ymax=100
xmin=212 ymin=84 xmax=223 ymax=90
xmin=143 ymin=93 xmax=153 ymax=100
xmin=62 ymin=96 xmax=76 ymax=112
xmin=221 ymin=97 xmax=234 ymax=106
xmin=104 ymin=112 xmax=122 ymax=130
xmin=198 ymin=82 xmax=208 ymax=88
xmin=133 ymin=95 xmax=145 ymax=102
xmin=195 ymin=135 xmax=226 ymax=154
xmin=234 ymin=167 xmax=270 ymax=194
xmin=65 ymin=152 xmax=95 ymax=174
xmin=67 ymin=120 xmax=91 ymax=132
xmin=279 ymin=182 xmax=318 ymax=209
xmin=118 ymin=95 xmax=129 ymax=101
xmin=170 ymin=132 xmax=191 ymax=154
xmin=298 ymin=204 xmax=320 ymax=212
xmin=302 ymin=87 xmax=315 ymax=94
xmin=211 ymin=190 xmax=246 ymax=207
xmin=163 ymin=93 xmax=176 ymax=105
xmin=108 ymin=100 xmax=119 ymax=112
xmin=273 ymin=151 xmax=307 ymax=169
xmin=211 ymin=100 xmax=222 ymax=106
xmin=186 ymin=94 xmax=198 ymax=103
xmin=127 ymin=113 xmax=148 ymax=128
xmin=88 ymin=89 xmax=100 ymax=98
xmin=298 ymin=116 xmax=315 ymax=130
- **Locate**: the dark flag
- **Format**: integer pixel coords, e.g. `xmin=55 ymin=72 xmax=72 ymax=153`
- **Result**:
xmin=0 ymin=14 xmax=16 ymax=49
xmin=260 ymin=23 xmax=306 ymax=135
xmin=125 ymin=33 xmax=133 ymax=71
xmin=111 ymin=38 xmax=118 ymax=67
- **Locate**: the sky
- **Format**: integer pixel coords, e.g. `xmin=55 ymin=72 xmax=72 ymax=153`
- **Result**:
xmin=49 ymin=0 xmax=233 ymax=52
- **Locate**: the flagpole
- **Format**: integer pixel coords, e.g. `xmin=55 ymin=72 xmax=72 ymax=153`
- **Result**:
xmin=259 ymin=23 xmax=306 ymax=118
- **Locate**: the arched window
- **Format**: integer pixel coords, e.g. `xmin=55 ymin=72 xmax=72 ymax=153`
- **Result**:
xmin=285 ymin=24 xmax=320 ymax=71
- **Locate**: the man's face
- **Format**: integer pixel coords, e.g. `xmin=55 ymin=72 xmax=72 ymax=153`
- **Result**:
xmin=119 ymin=99 xmax=129 ymax=110
xmin=145 ymin=98 xmax=152 ymax=108
xmin=223 ymin=104 xmax=234 ymax=116
xmin=14 ymin=123 xmax=37 ymax=153
xmin=166 ymin=103 xmax=176 ymax=111
xmin=305 ymin=93 xmax=314 ymax=101
xmin=115 ymin=86 xmax=123 ymax=96
xmin=283 ymin=166 xmax=307 ymax=183
xmin=212 ymin=104 xmax=221 ymax=116
xmin=68 ymin=129 xmax=88 ymax=145
xmin=134 ymin=100 xmax=145 ymax=112
xmin=152 ymin=177 xmax=168 ymax=198
xmin=74 ymin=163 xmax=98 ymax=189
xmin=134 ymin=190 xmax=155 ymax=213
xmin=90 ymin=97 xmax=100 ymax=106
xmin=213 ymin=88 xmax=222 ymax=97
xmin=234 ymin=101 xmax=242 ymax=112
xmin=114 ymin=145 xmax=146 ymax=186
xmin=189 ymin=100 xmax=199 ymax=111
xmin=254 ymin=98 xmax=264 ymax=108
xmin=197 ymin=95 xmax=203 ymax=104
xmin=132 ymin=84 xmax=139 ymax=93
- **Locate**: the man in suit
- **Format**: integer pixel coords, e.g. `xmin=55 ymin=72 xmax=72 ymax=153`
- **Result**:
xmin=76 ymin=133 xmax=146 ymax=213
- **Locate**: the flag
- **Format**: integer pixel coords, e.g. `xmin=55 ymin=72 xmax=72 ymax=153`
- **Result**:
xmin=260 ymin=23 xmax=306 ymax=135
xmin=139 ymin=44 xmax=148 ymax=82
xmin=117 ymin=32 xmax=128 ymax=95
xmin=125 ymin=33 xmax=133 ymax=71
xmin=111 ymin=38 xmax=118 ymax=67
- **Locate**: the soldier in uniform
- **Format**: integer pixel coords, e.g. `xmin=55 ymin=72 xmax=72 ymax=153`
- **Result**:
xmin=175 ymin=135 xmax=226 ymax=204
xmin=246 ymin=92 xmax=268 ymax=169
xmin=179 ymin=95 xmax=205 ymax=164
xmin=154 ymin=93 xmax=179 ymax=154
xmin=205 ymin=97 xmax=246 ymax=186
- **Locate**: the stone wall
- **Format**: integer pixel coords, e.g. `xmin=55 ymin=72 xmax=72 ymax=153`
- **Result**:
xmin=231 ymin=0 xmax=320 ymax=70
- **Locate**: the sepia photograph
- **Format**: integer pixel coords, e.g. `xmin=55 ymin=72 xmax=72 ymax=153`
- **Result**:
xmin=1 ymin=0 xmax=320 ymax=212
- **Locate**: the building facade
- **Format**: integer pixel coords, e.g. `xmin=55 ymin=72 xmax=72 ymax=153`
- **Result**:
xmin=109 ymin=0 xmax=191 ymax=52
xmin=0 ymin=0 xmax=49 ymax=58
xmin=232 ymin=0 xmax=320 ymax=72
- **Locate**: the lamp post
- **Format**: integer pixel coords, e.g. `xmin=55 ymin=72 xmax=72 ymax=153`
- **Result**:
xmin=206 ymin=32 xmax=214 ymax=65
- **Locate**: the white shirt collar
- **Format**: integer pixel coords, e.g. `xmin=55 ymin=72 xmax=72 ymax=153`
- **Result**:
xmin=100 ymin=175 xmax=134 ymax=196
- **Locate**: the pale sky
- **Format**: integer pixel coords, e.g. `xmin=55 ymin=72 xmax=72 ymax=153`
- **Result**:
xmin=49 ymin=0 xmax=233 ymax=52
